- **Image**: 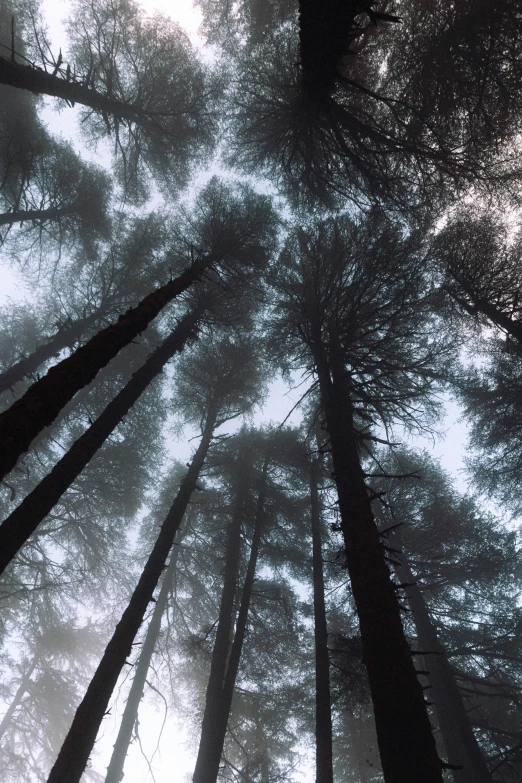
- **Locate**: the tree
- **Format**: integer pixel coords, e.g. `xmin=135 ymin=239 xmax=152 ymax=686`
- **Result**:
xmin=269 ymin=210 xmax=456 ymax=782
xmin=46 ymin=331 xmax=265 ymax=783
xmin=0 ymin=177 xmax=275 ymax=481
xmin=0 ymin=0 xmax=218 ymax=198
xmin=372 ymin=448 xmax=522 ymax=781
xmin=309 ymin=426 xmax=334 ymax=783
xmin=227 ymin=0 xmax=522 ymax=210
xmin=0 ymin=619 xmax=105 ymax=782
xmin=432 ymin=210 xmax=522 ymax=345
xmin=193 ymin=435 xmax=268 ymax=783
xmin=0 ymin=303 xmax=203 ymax=575
xmin=0 ymin=212 xmax=169 ymax=396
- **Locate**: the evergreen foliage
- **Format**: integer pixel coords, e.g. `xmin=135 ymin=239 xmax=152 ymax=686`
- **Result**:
xmin=0 ymin=0 xmax=521 ymax=782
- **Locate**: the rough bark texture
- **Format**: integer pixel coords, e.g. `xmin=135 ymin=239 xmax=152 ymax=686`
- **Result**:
xmin=0 ymin=657 xmax=38 ymax=741
xmin=310 ymin=452 xmax=334 ymax=783
xmin=0 ymin=253 xmax=212 ymax=481
xmin=0 ymin=308 xmax=201 ymax=577
xmin=104 ymin=523 xmax=189 ymax=783
xmin=391 ymin=534 xmax=493 ymax=783
xmin=192 ymin=448 xmax=258 ymax=783
xmin=0 ymin=55 xmax=155 ymax=127
xmin=0 ymin=311 xmax=99 ymax=396
xmin=313 ymin=338 xmax=443 ymax=783
xmin=0 ymin=206 xmax=69 ymax=226
xmin=45 ymin=406 xmax=217 ymax=783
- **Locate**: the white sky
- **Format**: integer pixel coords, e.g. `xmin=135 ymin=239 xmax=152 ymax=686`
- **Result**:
xmin=0 ymin=0 xmax=476 ymax=780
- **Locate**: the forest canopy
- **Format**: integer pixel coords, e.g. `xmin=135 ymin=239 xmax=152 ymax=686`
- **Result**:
xmin=0 ymin=1 xmax=522 ymax=782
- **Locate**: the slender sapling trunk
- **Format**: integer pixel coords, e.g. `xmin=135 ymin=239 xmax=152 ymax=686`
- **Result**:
xmin=310 ymin=450 xmax=334 ymax=783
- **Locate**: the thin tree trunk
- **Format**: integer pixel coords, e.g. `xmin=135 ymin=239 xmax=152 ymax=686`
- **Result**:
xmin=105 ymin=522 xmax=189 ymax=783
xmin=192 ymin=448 xmax=255 ymax=783
xmin=0 ymin=252 xmax=212 ymax=481
xmin=0 ymin=206 xmax=70 ymax=226
xmin=355 ymin=715 xmax=370 ymax=783
xmin=0 ymin=55 xmax=158 ymax=128
xmin=0 ymin=311 xmax=99 ymax=396
xmin=310 ymin=452 xmax=334 ymax=783
xmin=46 ymin=404 xmax=218 ymax=783
xmin=391 ymin=534 xmax=493 ymax=783
xmin=193 ymin=456 xmax=268 ymax=783
xmin=0 ymin=306 xmax=202 ymax=576
xmin=313 ymin=337 xmax=443 ymax=783
xmin=0 ymin=656 xmax=38 ymax=741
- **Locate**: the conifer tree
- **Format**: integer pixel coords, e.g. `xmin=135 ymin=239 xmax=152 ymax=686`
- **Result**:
xmin=269 ymin=211 xmax=455 ymax=782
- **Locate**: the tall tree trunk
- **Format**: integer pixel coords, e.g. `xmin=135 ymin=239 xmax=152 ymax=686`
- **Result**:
xmin=46 ymin=404 xmax=218 ymax=783
xmin=0 ymin=206 xmax=70 ymax=226
xmin=0 ymin=55 xmax=160 ymax=129
xmin=0 ymin=252 xmax=213 ymax=481
xmin=0 ymin=306 xmax=202 ymax=576
xmin=391 ymin=533 xmax=493 ymax=783
xmin=104 ymin=521 xmax=190 ymax=783
xmin=219 ymin=457 xmax=267 ymax=722
xmin=313 ymin=336 xmax=443 ymax=783
xmin=310 ymin=451 xmax=334 ymax=783
xmin=0 ymin=656 xmax=38 ymax=741
xmin=0 ymin=311 xmax=100 ymax=396
xmin=192 ymin=450 xmax=262 ymax=783
xmin=355 ymin=715 xmax=370 ymax=783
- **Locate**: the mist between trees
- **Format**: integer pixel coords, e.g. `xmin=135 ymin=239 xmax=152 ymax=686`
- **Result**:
xmin=1 ymin=0 xmax=522 ymax=782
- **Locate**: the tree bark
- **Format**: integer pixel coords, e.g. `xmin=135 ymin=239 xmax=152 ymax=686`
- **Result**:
xmin=0 ymin=252 xmax=212 ymax=482
xmin=391 ymin=535 xmax=493 ymax=783
xmin=0 ymin=656 xmax=38 ymax=741
xmin=192 ymin=448 xmax=260 ymax=783
xmin=0 ymin=206 xmax=70 ymax=226
xmin=0 ymin=306 xmax=202 ymax=577
xmin=313 ymin=336 xmax=443 ymax=783
xmin=310 ymin=452 xmax=334 ymax=783
xmin=0 ymin=311 xmax=99 ymax=396
xmin=46 ymin=404 xmax=218 ymax=783
xmin=0 ymin=55 xmax=158 ymax=129
xmin=104 ymin=522 xmax=189 ymax=783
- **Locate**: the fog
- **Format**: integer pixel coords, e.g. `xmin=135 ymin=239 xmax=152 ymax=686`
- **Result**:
xmin=0 ymin=1 xmax=521 ymax=782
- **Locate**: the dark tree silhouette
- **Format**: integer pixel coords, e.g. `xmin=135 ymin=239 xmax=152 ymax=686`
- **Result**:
xmin=269 ymin=211 xmax=456 ymax=782
xmin=228 ymin=0 xmax=522 ymax=209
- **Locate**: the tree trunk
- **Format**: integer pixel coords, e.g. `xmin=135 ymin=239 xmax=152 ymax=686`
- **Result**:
xmin=310 ymin=452 xmax=334 ymax=783
xmin=313 ymin=337 xmax=443 ymax=783
xmin=0 ymin=656 xmax=38 ymax=741
xmin=104 ymin=522 xmax=189 ymax=783
xmin=192 ymin=448 xmax=259 ymax=783
xmin=0 ymin=306 xmax=202 ymax=576
xmin=0 ymin=55 xmax=159 ymax=129
xmin=391 ymin=534 xmax=493 ymax=783
xmin=0 ymin=206 xmax=70 ymax=226
xmin=0 ymin=311 xmax=100 ymax=396
xmin=46 ymin=404 xmax=218 ymax=783
xmin=0 ymin=252 xmax=213 ymax=481
xmin=219 ymin=456 xmax=267 ymax=729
